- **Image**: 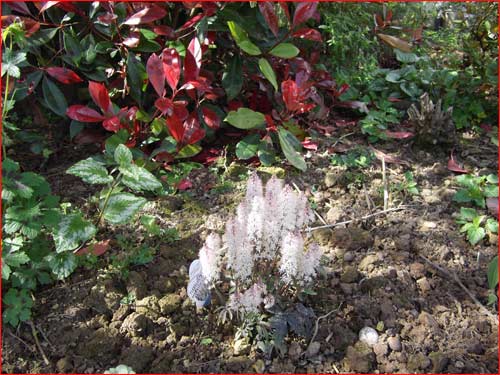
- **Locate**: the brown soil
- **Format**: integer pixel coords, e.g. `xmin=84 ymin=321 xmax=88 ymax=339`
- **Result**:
xmin=2 ymin=125 xmax=498 ymax=374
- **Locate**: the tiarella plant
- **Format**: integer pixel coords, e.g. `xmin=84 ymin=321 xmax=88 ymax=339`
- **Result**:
xmin=188 ymin=173 xmax=322 ymax=354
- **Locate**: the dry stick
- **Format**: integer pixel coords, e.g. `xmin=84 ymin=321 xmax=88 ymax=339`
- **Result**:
xmin=382 ymin=156 xmax=389 ymax=211
xmin=6 ymin=330 xmax=36 ymax=353
xmin=28 ymin=321 xmax=50 ymax=365
xmin=305 ymin=206 xmax=410 ymax=232
xmin=419 ymin=255 xmax=498 ymax=324
xmin=307 ymin=303 xmax=343 ymax=352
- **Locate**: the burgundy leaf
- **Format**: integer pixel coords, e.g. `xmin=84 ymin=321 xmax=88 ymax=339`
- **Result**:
xmin=97 ymin=12 xmax=117 ymax=25
xmin=201 ymin=107 xmax=220 ymax=129
xmin=281 ymin=79 xmax=300 ymax=112
xmin=292 ymin=2 xmax=318 ymax=28
xmin=8 ymin=2 xmax=32 ymax=16
xmin=146 ymin=53 xmax=165 ymax=97
xmin=177 ymin=179 xmax=193 ymax=190
xmin=259 ymin=2 xmax=279 ymax=37
xmin=178 ymin=13 xmax=204 ymax=31
xmin=184 ymin=37 xmax=202 ymax=82
xmin=201 ymin=2 xmax=218 ymax=16
xmin=123 ymin=5 xmax=167 ymax=25
xmin=155 ymin=97 xmax=173 ymax=115
xmin=75 ymin=239 xmax=111 ymax=257
xmin=375 ymin=13 xmax=384 ymax=27
xmin=66 ymin=105 xmax=105 ymax=122
xmin=153 ymin=25 xmax=175 ymax=38
xmin=183 ymin=114 xmax=204 ymax=145
xmin=161 ymin=48 xmax=181 ymax=91
xmin=447 ymin=153 xmax=468 ymax=173
xmin=102 ymin=116 xmax=121 ymax=132
xmin=166 ymin=115 xmax=184 ymax=143
xmin=302 ymin=138 xmax=318 ymax=150
xmin=46 ymin=67 xmax=83 ymax=84
xmin=89 ymin=81 xmax=113 ymax=114
xmin=122 ymin=31 xmax=140 ymax=48
xmin=384 ymin=130 xmax=414 ymax=139
xmin=292 ymin=28 xmax=322 ymax=42
xmin=39 ymin=1 xmax=60 ymax=13
xmin=173 ymin=101 xmax=189 ymax=121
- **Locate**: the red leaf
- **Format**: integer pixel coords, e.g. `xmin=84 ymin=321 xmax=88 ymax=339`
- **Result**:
xmin=178 ymin=13 xmax=204 ymax=31
xmin=302 ymin=138 xmax=318 ymax=150
xmin=279 ymin=3 xmax=291 ymax=23
xmin=97 ymin=12 xmax=117 ymax=25
xmin=8 ymin=2 xmax=32 ymax=16
xmin=447 ymin=153 xmax=468 ymax=174
xmin=177 ymin=179 xmax=193 ymax=190
xmin=66 ymin=105 xmax=105 ymax=122
xmin=184 ymin=37 xmax=202 ymax=82
xmin=153 ymin=25 xmax=175 ymax=38
xmin=161 ymin=48 xmax=181 ymax=91
xmin=384 ymin=130 xmax=414 ymax=139
xmin=122 ymin=31 xmax=140 ymax=48
xmin=75 ymin=239 xmax=111 ymax=257
xmin=46 ymin=67 xmax=83 ymax=84
xmin=89 ymin=81 xmax=112 ymax=114
xmin=386 ymin=10 xmax=393 ymax=23
xmin=486 ymin=198 xmax=499 ymax=216
xmin=265 ymin=114 xmax=278 ymax=132
xmin=201 ymin=107 xmax=220 ymax=129
xmin=292 ymin=28 xmax=322 ymax=42
xmin=39 ymin=1 xmax=59 ymax=13
xmin=155 ymin=97 xmax=173 ymax=115
xmin=102 ymin=116 xmax=121 ymax=132
xmin=183 ymin=114 xmax=205 ymax=145
xmin=146 ymin=53 xmax=165 ymax=97
xmin=166 ymin=116 xmax=184 ymax=143
xmin=123 ymin=5 xmax=167 ymax=25
xmin=281 ymin=79 xmax=300 ymax=112
xmin=259 ymin=2 xmax=279 ymax=37
xmin=375 ymin=14 xmax=384 ymax=27
xmin=292 ymin=2 xmax=318 ymax=28
xmin=173 ymin=101 xmax=189 ymax=121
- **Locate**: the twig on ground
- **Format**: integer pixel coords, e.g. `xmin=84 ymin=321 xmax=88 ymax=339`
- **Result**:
xmin=419 ymin=254 xmax=498 ymax=324
xmin=28 ymin=320 xmax=50 ymax=365
xmin=307 ymin=303 xmax=343 ymax=351
xmin=305 ymin=205 xmax=411 ymax=232
xmin=6 ymin=330 xmax=36 ymax=353
xmin=382 ymin=157 xmax=389 ymax=211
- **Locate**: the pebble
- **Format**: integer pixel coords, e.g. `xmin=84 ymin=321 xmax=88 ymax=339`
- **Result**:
xmin=373 ymin=343 xmax=388 ymax=357
xmin=359 ymin=327 xmax=379 ymax=346
xmin=387 ymin=336 xmax=402 ymax=352
xmin=306 ymin=342 xmax=321 ymax=357
xmin=343 ymin=251 xmax=354 ymax=262
xmin=455 ymin=361 xmax=465 ymax=369
xmin=417 ymin=277 xmax=432 ymax=293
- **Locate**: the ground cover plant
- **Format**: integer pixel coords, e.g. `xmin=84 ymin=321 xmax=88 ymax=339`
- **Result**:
xmin=2 ymin=1 xmax=499 ymax=373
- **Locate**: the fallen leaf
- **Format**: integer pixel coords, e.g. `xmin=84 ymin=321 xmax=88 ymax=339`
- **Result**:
xmin=177 ymin=179 xmax=193 ymax=190
xmin=447 ymin=152 xmax=468 ymax=173
xmin=302 ymin=138 xmax=318 ymax=150
xmin=369 ymin=146 xmax=409 ymax=166
xmin=384 ymin=130 xmax=414 ymax=139
xmin=76 ymin=239 xmax=111 ymax=256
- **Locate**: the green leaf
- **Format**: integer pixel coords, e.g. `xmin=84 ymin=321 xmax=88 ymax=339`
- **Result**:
xmin=395 ymin=49 xmax=419 ymax=63
xmin=45 ymin=252 xmax=77 ymax=280
xmin=467 ymin=226 xmax=485 ymax=245
xmin=487 ymin=256 xmax=498 ymax=290
xmin=127 ymin=51 xmax=147 ymax=106
xmin=105 ymin=129 xmax=130 ymax=156
xmin=236 ymin=134 xmax=261 ymax=160
xmin=486 ymin=174 xmax=498 ymax=184
xmin=3 ymin=251 xmax=30 ymax=268
xmin=63 ymin=32 xmax=83 ymax=66
xmin=120 ymin=164 xmax=162 ymax=192
xmin=269 ymin=43 xmax=300 ymax=59
xmin=27 ymin=28 xmax=59 ymax=48
xmin=176 ymin=144 xmax=202 ymax=159
xmin=258 ymin=58 xmax=278 ymax=91
xmin=225 ymin=108 xmax=266 ymax=129
xmin=239 ymin=40 xmax=262 ymax=56
xmin=484 ymin=184 xmax=498 ymax=198
xmin=70 ymin=121 xmax=84 ymax=140
xmin=53 ymin=213 xmax=97 ymax=253
xmin=67 ymin=157 xmax=113 ymax=185
xmin=257 ymin=140 xmax=276 ymax=166
xmin=102 ymin=193 xmax=147 ymax=224
xmin=453 ymin=189 xmax=472 ymax=203
xmin=222 ymin=54 xmax=243 ymax=100
xmin=459 ymin=207 xmax=478 ymax=221
xmin=2 ymin=288 xmax=33 ymax=327
xmin=42 ymin=77 xmax=68 ymax=117
xmin=278 ymin=127 xmax=306 ymax=171
xmin=1 ymin=51 xmax=26 ymax=78
xmin=486 ymin=218 xmax=498 ymax=234
xmin=114 ymin=144 xmax=133 ymax=166
xmin=385 ymin=70 xmax=402 ymax=83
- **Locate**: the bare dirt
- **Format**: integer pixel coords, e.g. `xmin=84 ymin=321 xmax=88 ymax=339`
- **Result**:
xmin=2 ymin=124 xmax=498 ymax=374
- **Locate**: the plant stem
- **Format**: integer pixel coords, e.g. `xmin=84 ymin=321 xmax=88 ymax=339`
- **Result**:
xmin=96 ymin=173 xmax=121 ymax=226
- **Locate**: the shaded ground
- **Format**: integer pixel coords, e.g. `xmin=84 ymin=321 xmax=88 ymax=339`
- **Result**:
xmin=2 ymin=119 xmax=498 ymax=373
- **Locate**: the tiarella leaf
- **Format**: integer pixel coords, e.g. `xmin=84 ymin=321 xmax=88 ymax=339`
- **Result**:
xmin=102 ymin=193 xmax=147 ymax=224
xmin=114 ymin=144 xmax=133 ymax=166
xmin=67 ymin=158 xmax=113 ymax=185
xmin=53 ymin=213 xmax=96 ymax=253
xmin=120 ymin=164 xmax=163 ymax=192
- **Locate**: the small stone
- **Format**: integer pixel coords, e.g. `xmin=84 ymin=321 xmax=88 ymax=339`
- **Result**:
xmin=112 ymin=304 xmax=130 ymax=322
xmin=306 ymin=342 xmax=321 ymax=357
xmin=341 ymin=266 xmax=360 ymax=283
xmin=359 ymin=254 xmax=378 ymax=271
xmin=455 ymin=361 xmax=464 ymax=369
xmin=387 ymin=336 xmax=402 ymax=352
xmin=429 ymin=351 xmax=449 ymax=373
xmin=56 ymin=357 xmax=72 ymax=373
xmin=324 ymin=172 xmax=339 ymax=187
xmin=418 ymin=311 xmax=440 ymax=331
xmin=159 ymin=294 xmax=182 ymax=314
xmin=253 ymin=359 xmax=265 ymax=373
xmin=409 ymin=262 xmax=425 ymax=279
xmin=326 ymin=206 xmax=343 ymax=223
xmin=343 ymin=251 xmax=354 ymax=262
xmin=344 ymin=342 xmax=376 ymax=373
xmin=121 ymin=313 xmax=151 ymax=337
xmin=288 ymin=342 xmax=302 ymax=361
xmin=312 ymin=229 xmax=332 ymax=246
xmin=373 ymin=343 xmax=388 ymax=357
xmin=119 ymin=345 xmax=154 ymax=373
xmin=359 ymin=327 xmax=378 ymax=346
xmin=135 ymin=295 xmax=160 ymax=319
xmin=417 ymin=277 xmax=431 ymax=292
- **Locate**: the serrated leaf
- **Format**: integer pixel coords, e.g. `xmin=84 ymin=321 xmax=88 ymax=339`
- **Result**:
xmin=484 ymin=184 xmax=498 ymax=198
xmin=459 ymin=207 xmax=478 ymax=221
xmin=258 ymin=58 xmax=278 ymax=91
xmin=46 ymin=252 xmax=78 ymax=280
xmin=269 ymin=43 xmax=299 ymax=59
xmin=114 ymin=144 xmax=133 ymax=166
xmin=453 ymin=189 xmax=472 ymax=203
xmin=120 ymin=164 xmax=162 ymax=192
xmin=102 ymin=193 xmax=147 ymax=224
xmin=3 ymin=251 xmax=30 ymax=268
xmin=467 ymin=226 xmax=485 ymax=245
xmin=278 ymin=127 xmax=306 ymax=171
xmin=486 ymin=218 xmax=498 ymax=234
xmin=236 ymin=134 xmax=260 ymax=160
xmin=67 ymin=158 xmax=113 ymax=185
xmin=225 ymin=108 xmax=266 ymax=129
xmin=53 ymin=214 xmax=96 ymax=253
